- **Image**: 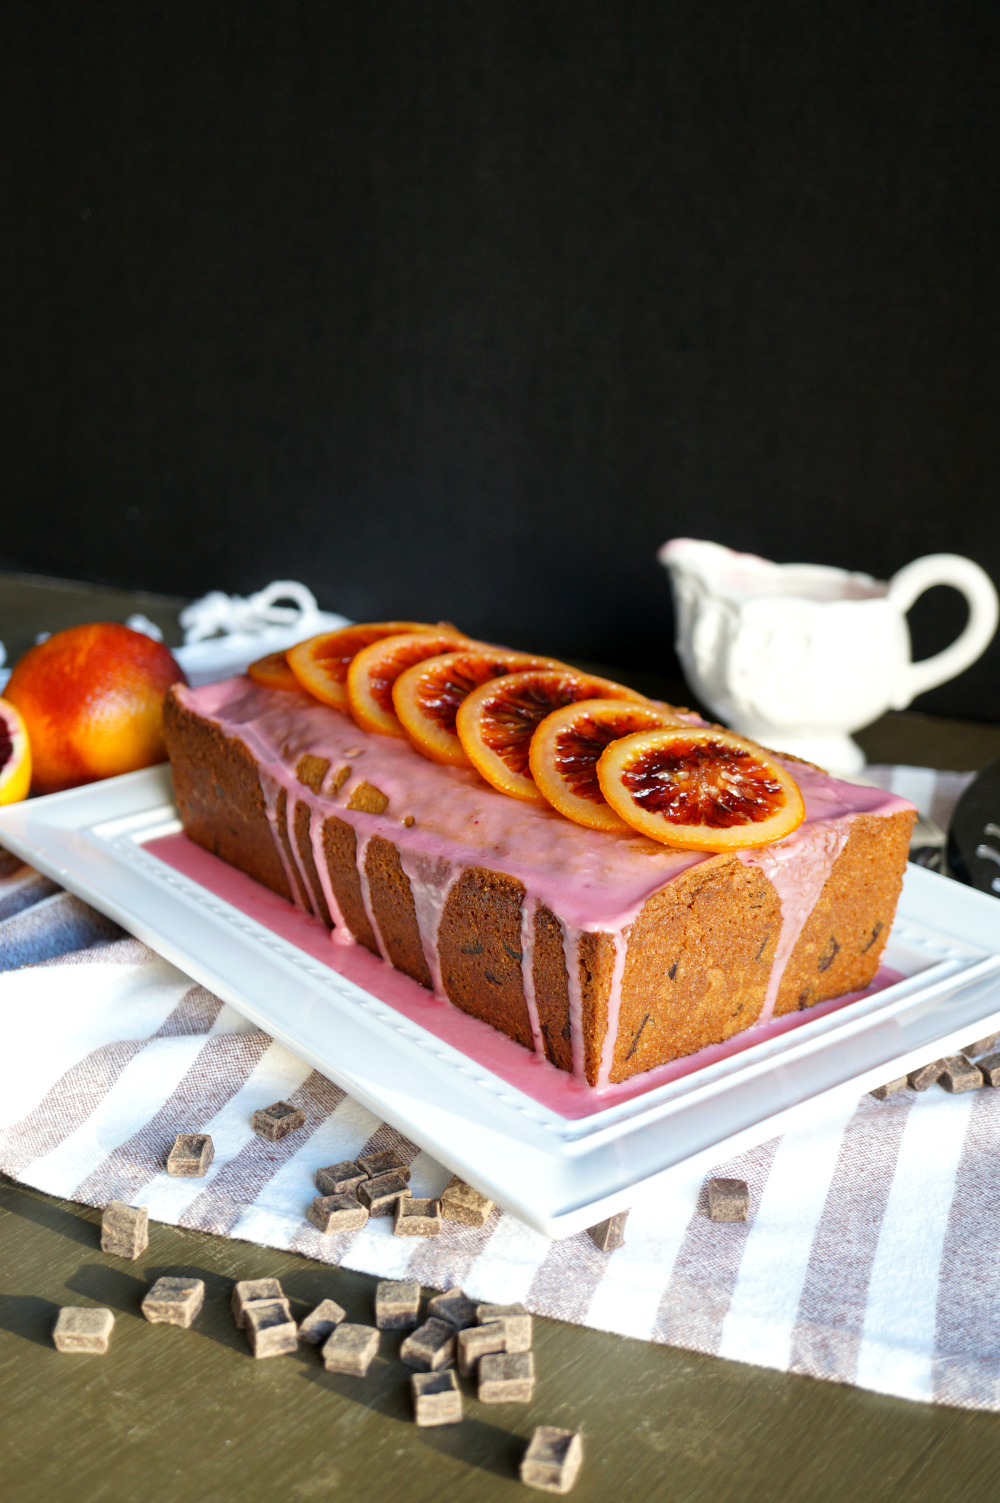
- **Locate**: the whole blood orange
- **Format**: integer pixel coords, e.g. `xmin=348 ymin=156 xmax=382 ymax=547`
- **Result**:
xmin=393 ymin=648 xmax=565 ymax=766
xmin=287 ymin=622 xmax=442 ymax=710
xmin=597 ymin=727 xmax=805 ymax=850
xmin=0 ymin=698 xmax=32 ymax=805
xmin=456 ymin=669 xmax=648 ymax=804
xmin=347 ymin=630 xmax=472 ymax=738
xmin=529 ymin=698 xmax=686 ymax=831
xmin=247 ymin=650 xmax=304 ymax=693
xmin=4 ymin=623 xmax=186 ymax=796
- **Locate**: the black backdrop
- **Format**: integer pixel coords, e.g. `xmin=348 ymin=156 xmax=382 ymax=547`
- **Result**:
xmin=3 ymin=3 xmax=999 ymax=717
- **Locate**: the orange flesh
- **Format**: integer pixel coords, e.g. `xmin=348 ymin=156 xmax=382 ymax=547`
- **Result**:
xmin=554 ymin=709 xmax=679 ymax=803
xmin=347 ymin=630 xmax=471 ymax=736
xmin=393 ymin=649 xmax=563 ymax=766
xmin=247 ymin=650 xmax=303 ymax=693
xmin=287 ymin=622 xmax=438 ymax=709
xmin=529 ymin=699 xmax=683 ymax=831
xmin=0 ymin=698 xmax=31 ymax=805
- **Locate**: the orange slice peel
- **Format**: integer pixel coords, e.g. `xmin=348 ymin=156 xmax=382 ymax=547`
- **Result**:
xmin=0 ymin=697 xmax=32 ymax=806
xmin=347 ymin=629 xmax=472 ymax=737
xmin=247 ymin=650 xmax=303 ymax=694
xmin=529 ymin=698 xmax=686 ymax=831
xmin=287 ymin=622 xmax=441 ymax=710
xmin=393 ymin=648 xmax=566 ymax=766
xmin=456 ymin=669 xmax=648 ymax=804
xmin=596 ymin=727 xmax=805 ymax=850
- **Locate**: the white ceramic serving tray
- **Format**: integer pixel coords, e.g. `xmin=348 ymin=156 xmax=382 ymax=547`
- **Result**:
xmin=3 ymin=765 xmax=1000 ymax=1237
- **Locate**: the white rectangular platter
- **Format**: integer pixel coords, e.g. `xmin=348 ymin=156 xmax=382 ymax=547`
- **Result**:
xmin=3 ymin=765 xmax=1000 ymax=1237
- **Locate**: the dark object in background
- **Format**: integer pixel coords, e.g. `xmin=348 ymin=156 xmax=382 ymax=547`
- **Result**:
xmin=947 ymin=756 xmax=1000 ymax=896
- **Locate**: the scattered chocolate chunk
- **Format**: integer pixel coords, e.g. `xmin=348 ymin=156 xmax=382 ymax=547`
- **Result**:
xmin=457 ymin=1322 xmax=506 ymax=1377
xmin=402 ymin=815 xmax=416 ymax=828
xmin=142 ymin=1277 xmax=205 ymax=1328
xmin=316 ymin=1159 xmax=367 ymax=1197
xmin=412 ymin=1369 xmax=463 ymax=1426
xmin=231 ymin=1278 xmax=287 ymax=1328
xmin=245 ymin=1299 xmax=299 ymax=1359
xmin=52 ymin=1306 xmax=115 ymax=1354
xmin=440 ymin=1175 xmax=493 ymax=1227
xmin=357 ymin=1147 xmax=410 ymax=1180
xmin=295 ymin=753 xmax=331 ymax=793
xmin=307 ymin=1193 xmax=368 ymax=1235
xmin=394 ymin=1197 xmax=442 ymax=1238
xmin=869 ymin=1077 xmax=909 ymax=1101
xmin=940 ymin=1055 xmax=984 ymax=1093
xmin=965 ymin=1032 xmax=999 ymax=1057
xmin=479 ymin=1349 xmax=535 ymax=1403
xmin=100 ymin=1200 xmax=149 ymax=1259
xmin=909 ymin=1060 xmax=948 ymax=1091
xmin=521 ymin=1426 xmax=584 ymax=1494
xmin=427 ymin=1287 xmax=479 ymax=1330
xmin=978 ymin=1051 xmax=1000 ymax=1087
xmin=399 ymin=1318 xmax=456 ymax=1372
xmin=708 ymin=1177 xmax=750 ymax=1223
xmin=251 ymin=1100 xmax=306 ymax=1141
xmin=357 ymin=1171 xmax=411 ymax=1217
xmin=322 ymin=1322 xmax=379 ymax=1377
xmin=375 ymin=1279 xmax=421 ymax=1330
xmin=347 ymin=781 xmax=389 ymax=815
xmin=476 ymin=1302 xmax=532 ymax=1352
xmin=586 ymin=1211 xmax=628 ymax=1252
xmin=298 ymin=1298 xmax=347 ymax=1345
xmin=166 ymin=1133 xmax=215 ymax=1177
xmin=331 ymin=765 xmax=351 ymax=793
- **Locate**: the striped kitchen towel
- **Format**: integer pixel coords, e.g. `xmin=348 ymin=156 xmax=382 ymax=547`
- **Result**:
xmin=2 ymin=766 xmax=998 ymax=1413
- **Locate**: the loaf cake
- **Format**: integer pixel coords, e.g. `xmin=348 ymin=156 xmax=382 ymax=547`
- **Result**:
xmin=163 ymin=678 xmax=915 ymax=1089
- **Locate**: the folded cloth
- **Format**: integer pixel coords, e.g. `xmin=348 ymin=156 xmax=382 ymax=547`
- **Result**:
xmin=1 ymin=767 xmax=998 ymax=1411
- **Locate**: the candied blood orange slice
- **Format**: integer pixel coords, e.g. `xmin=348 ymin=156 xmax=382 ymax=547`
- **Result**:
xmin=393 ymin=649 xmax=565 ymax=766
xmin=0 ymin=698 xmax=31 ymax=805
xmin=247 ymin=650 xmax=304 ymax=693
xmin=597 ymin=727 xmax=805 ymax=850
xmin=287 ymin=622 xmax=439 ymax=710
xmin=456 ymin=669 xmax=648 ymax=804
xmin=529 ymin=698 xmax=686 ymax=831
xmin=347 ymin=629 xmax=472 ymax=737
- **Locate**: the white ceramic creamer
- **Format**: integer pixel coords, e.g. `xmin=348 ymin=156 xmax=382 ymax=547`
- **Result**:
xmin=659 ymin=539 xmax=999 ymax=774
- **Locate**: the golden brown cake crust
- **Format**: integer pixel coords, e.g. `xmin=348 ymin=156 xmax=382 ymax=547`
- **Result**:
xmin=437 ymin=867 xmax=535 ymax=1049
xmin=365 ymin=835 xmax=433 ymax=989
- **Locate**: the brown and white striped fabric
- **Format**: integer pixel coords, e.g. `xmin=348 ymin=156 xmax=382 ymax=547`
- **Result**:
xmin=2 ymin=766 xmax=997 ymax=1411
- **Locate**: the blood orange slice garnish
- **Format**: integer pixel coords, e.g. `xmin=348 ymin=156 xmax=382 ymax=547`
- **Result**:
xmin=456 ymin=669 xmax=648 ymax=804
xmin=247 ymin=650 xmax=304 ymax=693
xmin=597 ymin=727 xmax=805 ymax=850
xmin=529 ymin=699 xmax=686 ymax=831
xmin=393 ymin=649 xmax=566 ymax=766
xmin=287 ymin=622 xmax=440 ymax=710
xmin=347 ymin=629 xmax=473 ymax=737
xmin=0 ymin=697 xmax=32 ymax=806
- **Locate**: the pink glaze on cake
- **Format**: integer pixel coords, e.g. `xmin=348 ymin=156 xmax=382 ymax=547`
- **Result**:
xmin=174 ymin=678 xmax=915 ymax=1088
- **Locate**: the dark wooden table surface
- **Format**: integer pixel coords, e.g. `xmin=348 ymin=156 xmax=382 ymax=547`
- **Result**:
xmin=3 ymin=571 xmax=1000 ymax=1503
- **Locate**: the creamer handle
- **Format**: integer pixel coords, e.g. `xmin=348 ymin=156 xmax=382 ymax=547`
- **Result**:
xmin=887 ymin=553 xmax=999 ymax=708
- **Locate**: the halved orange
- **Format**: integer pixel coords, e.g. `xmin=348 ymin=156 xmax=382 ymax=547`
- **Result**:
xmin=393 ymin=649 xmax=566 ymax=766
xmin=529 ymin=699 xmax=686 ymax=831
xmin=456 ymin=669 xmax=648 ymax=804
xmin=287 ymin=622 xmax=441 ymax=710
xmin=0 ymin=697 xmax=32 ymax=806
xmin=247 ymin=650 xmax=304 ymax=693
xmin=347 ymin=630 xmax=472 ymax=737
xmin=597 ymin=727 xmax=805 ymax=850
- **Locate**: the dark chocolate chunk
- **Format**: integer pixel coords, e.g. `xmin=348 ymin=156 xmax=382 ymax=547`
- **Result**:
xmin=909 ymin=1060 xmax=948 ymax=1091
xmin=307 ymin=1193 xmax=368 ymax=1235
xmin=375 ymin=1279 xmax=421 ymax=1330
xmin=978 ymin=1051 xmax=1000 ymax=1087
xmin=412 ymin=1369 xmax=462 ymax=1426
xmin=521 ymin=1427 xmax=584 ymax=1493
xmin=586 ymin=1210 xmax=628 ymax=1252
xmin=357 ymin=1147 xmax=409 ymax=1181
xmin=427 ymin=1287 xmax=479 ymax=1330
xmin=52 ymin=1306 xmax=114 ymax=1354
xmin=245 ymin=1299 xmax=299 ymax=1358
xmin=322 ymin=1322 xmax=379 ymax=1376
xmin=142 ymin=1277 xmax=205 ymax=1328
xmin=347 ymin=781 xmax=389 ymax=815
xmin=166 ymin=1133 xmax=214 ymax=1177
xmin=394 ymin=1197 xmax=442 ymax=1238
xmin=939 ymin=1054 xmax=984 ymax=1093
xmin=251 ymin=1100 xmax=306 ymax=1141
xmin=315 ymin=1159 xmax=366 ymax=1197
xmin=869 ymin=1077 xmax=909 ymax=1100
xmin=231 ymin=1278 xmax=286 ymax=1328
xmin=708 ymin=1177 xmax=750 ymax=1223
xmin=457 ymin=1322 xmax=506 ymax=1376
xmin=357 ymin=1171 xmax=411 ymax=1217
xmin=440 ymin=1174 xmax=493 ymax=1227
xmin=298 ymin=1299 xmax=347 ymax=1345
xmin=399 ymin=1318 xmax=456 ymax=1372
xmin=100 ymin=1200 xmax=149 ymax=1259
xmin=479 ymin=1349 xmax=535 ymax=1403
xmin=295 ymin=753 xmax=330 ymax=793
xmin=476 ymin=1302 xmax=532 ymax=1352
xmin=965 ymin=1032 xmax=999 ymax=1057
